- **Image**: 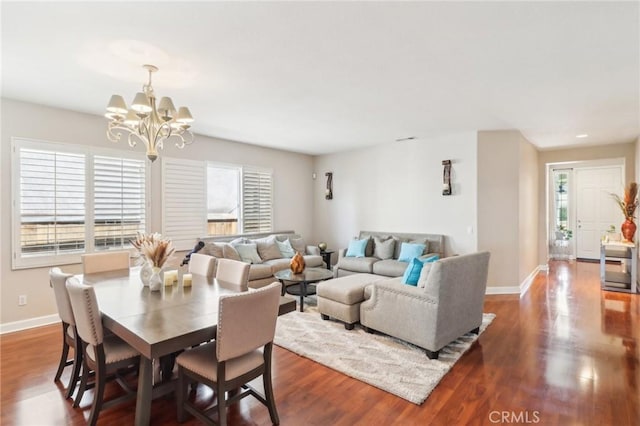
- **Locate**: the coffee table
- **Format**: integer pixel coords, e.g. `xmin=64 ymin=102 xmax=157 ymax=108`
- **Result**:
xmin=274 ymin=267 xmax=334 ymax=312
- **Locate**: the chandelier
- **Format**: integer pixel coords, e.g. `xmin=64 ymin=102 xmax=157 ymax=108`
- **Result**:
xmin=105 ymin=64 xmax=194 ymax=161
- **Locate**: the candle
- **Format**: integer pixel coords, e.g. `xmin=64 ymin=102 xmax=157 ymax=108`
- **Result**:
xmin=164 ymin=270 xmax=178 ymax=286
xmin=182 ymin=273 xmax=192 ymax=287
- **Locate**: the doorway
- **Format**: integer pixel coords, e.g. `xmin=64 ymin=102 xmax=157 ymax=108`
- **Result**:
xmin=548 ymin=160 xmax=625 ymax=261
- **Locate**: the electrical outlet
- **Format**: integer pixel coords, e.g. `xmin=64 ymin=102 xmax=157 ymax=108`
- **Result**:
xmin=18 ymin=295 xmax=27 ymax=306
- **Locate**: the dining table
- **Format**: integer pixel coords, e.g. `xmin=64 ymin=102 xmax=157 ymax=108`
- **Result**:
xmin=78 ymin=267 xmax=295 ymax=426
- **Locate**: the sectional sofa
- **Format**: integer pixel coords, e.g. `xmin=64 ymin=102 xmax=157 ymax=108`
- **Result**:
xmin=198 ymin=230 xmax=324 ymax=288
xmin=334 ymin=231 xmax=445 ymax=278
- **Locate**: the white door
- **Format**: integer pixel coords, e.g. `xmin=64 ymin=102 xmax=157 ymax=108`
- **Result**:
xmin=575 ymin=166 xmax=623 ymax=259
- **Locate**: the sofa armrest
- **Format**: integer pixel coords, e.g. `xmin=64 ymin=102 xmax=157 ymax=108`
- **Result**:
xmin=337 ymin=248 xmax=347 ymax=259
xmin=306 ymin=245 xmax=320 ymax=256
xmin=360 ymin=280 xmax=439 ymax=349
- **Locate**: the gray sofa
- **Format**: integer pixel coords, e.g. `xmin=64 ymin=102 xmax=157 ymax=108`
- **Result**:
xmin=198 ymin=230 xmax=324 ymax=288
xmin=359 ymin=251 xmax=490 ymax=359
xmin=334 ymin=231 xmax=445 ymax=278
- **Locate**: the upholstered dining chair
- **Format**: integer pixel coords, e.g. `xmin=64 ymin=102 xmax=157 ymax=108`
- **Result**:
xmin=81 ymin=250 xmax=130 ymax=274
xmin=215 ymin=258 xmax=250 ymax=292
xmin=188 ymin=252 xmax=216 ymax=279
xmin=66 ymin=277 xmax=139 ymax=426
xmin=176 ymin=281 xmax=281 ymax=426
xmin=49 ymin=268 xmax=82 ymax=401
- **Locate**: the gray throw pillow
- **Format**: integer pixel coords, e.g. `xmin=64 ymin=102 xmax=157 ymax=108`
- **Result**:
xmin=417 ymin=262 xmax=434 ymax=288
xmin=200 ymin=242 xmax=224 ymax=258
xmin=253 ymin=236 xmax=282 ymax=261
xmin=373 ymin=236 xmax=395 ymax=260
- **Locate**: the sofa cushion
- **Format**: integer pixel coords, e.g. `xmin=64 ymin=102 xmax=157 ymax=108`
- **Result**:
xmin=290 ymin=237 xmax=306 ymax=255
xmin=317 ymin=274 xmax=380 ymax=305
xmin=336 ymin=256 xmax=378 ymax=273
xmin=234 ymin=243 xmax=262 ymax=264
xmin=303 ymin=255 xmax=324 ymax=268
xmin=253 ymin=236 xmax=282 ymax=261
xmin=222 ymin=244 xmax=241 ymax=261
xmin=264 ymin=258 xmax=291 ymax=273
xmin=248 ymin=264 xmax=274 ymax=281
xmin=200 ymin=242 xmax=224 ymax=258
xmin=398 ymin=243 xmax=426 ymax=262
xmin=373 ymin=236 xmax=395 ymax=260
xmin=276 ymin=239 xmax=295 ymax=258
xmin=346 ymin=238 xmax=368 ymax=257
xmin=372 ymin=259 xmax=408 ymax=277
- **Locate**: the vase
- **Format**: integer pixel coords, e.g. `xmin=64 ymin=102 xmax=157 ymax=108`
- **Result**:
xmin=621 ymin=219 xmax=636 ymax=242
xmin=139 ymin=262 xmax=153 ymax=286
xmin=290 ymin=252 xmax=305 ymax=274
xmin=149 ymin=267 xmax=162 ymax=292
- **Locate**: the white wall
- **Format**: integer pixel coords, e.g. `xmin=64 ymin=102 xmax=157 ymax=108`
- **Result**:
xmin=311 ymin=132 xmax=478 ymax=258
xmin=0 ymin=98 xmax=314 ymax=327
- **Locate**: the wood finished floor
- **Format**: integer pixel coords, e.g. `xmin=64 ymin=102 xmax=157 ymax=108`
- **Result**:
xmin=1 ymin=260 xmax=638 ymax=425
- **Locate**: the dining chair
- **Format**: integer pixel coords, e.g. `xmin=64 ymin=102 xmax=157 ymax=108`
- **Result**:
xmin=176 ymin=281 xmax=281 ymax=426
xmin=215 ymin=258 xmax=250 ymax=292
xmin=81 ymin=251 xmax=130 ymax=274
xmin=49 ymin=268 xmax=82 ymax=401
xmin=188 ymin=252 xmax=216 ymax=279
xmin=66 ymin=277 xmax=139 ymax=426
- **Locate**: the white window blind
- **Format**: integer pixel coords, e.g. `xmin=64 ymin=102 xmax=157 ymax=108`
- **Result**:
xmin=12 ymin=138 xmax=149 ymax=269
xmin=94 ymin=155 xmax=146 ymax=250
xmin=17 ymin=147 xmax=86 ymax=260
xmin=162 ymin=158 xmax=207 ymax=250
xmin=242 ymin=168 xmax=273 ymax=233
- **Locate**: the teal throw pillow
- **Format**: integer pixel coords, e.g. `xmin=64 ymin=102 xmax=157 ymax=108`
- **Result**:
xmin=345 ymin=238 xmax=369 ymax=257
xmin=397 ymin=242 xmax=427 ymax=262
xmin=402 ymin=255 xmax=440 ymax=285
xmin=276 ymin=239 xmax=295 ymax=258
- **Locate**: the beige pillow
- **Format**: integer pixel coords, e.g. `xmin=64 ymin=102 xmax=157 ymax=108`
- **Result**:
xmin=200 ymin=242 xmax=224 ymax=258
xmin=373 ymin=236 xmax=395 ymax=260
xmin=253 ymin=235 xmax=282 ymax=261
xmin=234 ymin=243 xmax=262 ymax=264
xmin=417 ymin=262 xmax=434 ymax=288
xmin=290 ymin=237 xmax=306 ymax=255
xmin=222 ymin=244 xmax=241 ymax=261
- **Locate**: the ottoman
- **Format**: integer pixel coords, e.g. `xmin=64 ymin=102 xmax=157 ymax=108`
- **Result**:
xmin=317 ymin=273 xmax=381 ymax=330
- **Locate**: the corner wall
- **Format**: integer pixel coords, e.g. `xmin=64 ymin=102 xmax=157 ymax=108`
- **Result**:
xmin=312 ymin=132 xmax=478 ymax=258
xmin=477 ymin=130 xmax=539 ymax=291
xmin=0 ymin=98 xmax=314 ymax=327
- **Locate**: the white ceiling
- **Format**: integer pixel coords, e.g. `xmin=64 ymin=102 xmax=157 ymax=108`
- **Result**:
xmin=2 ymin=1 xmax=639 ymax=155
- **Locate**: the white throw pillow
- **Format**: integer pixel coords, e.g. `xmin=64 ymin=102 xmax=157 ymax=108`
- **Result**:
xmin=276 ymin=239 xmax=296 ymax=258
xmin=234 ymin=243 xmax=262 ymax=264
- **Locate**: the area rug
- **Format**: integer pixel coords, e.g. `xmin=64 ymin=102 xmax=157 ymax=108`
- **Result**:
xmin=274 ymin=301 xmax=495 ymax=405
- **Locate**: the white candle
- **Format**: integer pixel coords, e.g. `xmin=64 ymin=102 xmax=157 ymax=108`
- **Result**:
xmin=182 ymin=273 xmax=192 ymax=287
xmin=164 ymin=270 xmax=177 ymax=286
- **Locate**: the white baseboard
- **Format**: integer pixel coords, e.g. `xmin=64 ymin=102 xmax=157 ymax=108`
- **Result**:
xmin=519 ymin=266 xmax=542 ymax=297
xmin=539 ymin=264 xmax=549 ymax=272
xmin=485 ymin=286 xmax=520 ymax=295
xmin=485 ymin=266 xmax=544 ymax=296
xmin=0 ymin=314 xmax=59 ymax=335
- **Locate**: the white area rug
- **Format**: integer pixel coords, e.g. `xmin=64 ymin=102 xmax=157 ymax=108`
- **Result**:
xmin=274 ymin=301 xmax=495 ymax=405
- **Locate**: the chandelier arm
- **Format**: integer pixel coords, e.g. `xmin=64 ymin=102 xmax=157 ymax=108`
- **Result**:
xmin=171 ymin=130 xmax=194 ymax=149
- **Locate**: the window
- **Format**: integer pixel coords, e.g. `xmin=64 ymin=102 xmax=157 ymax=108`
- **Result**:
xmin=12 ymin=138 xmax=148 ymax=269
xmin=93 ymin=155 xmax=147 ymax=250
xmin=242 ymin=167 xmax=273 ymax=233
xmin=205 ymin=164 xmax=273 ymax=236
xmin=554 ymin=170 xmax=570 ymax=234
xmin=207 ymin=165 xmax=240 ymax=235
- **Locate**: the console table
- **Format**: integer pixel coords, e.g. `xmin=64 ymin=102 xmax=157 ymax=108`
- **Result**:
xmin=600 ymin=241 xmax=638 ymax=294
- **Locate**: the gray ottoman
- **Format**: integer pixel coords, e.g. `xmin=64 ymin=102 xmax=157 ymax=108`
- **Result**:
xmin=317 ymin=273 xmax=380 ymax=330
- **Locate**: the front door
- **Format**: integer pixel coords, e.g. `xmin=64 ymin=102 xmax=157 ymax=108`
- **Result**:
xmin=575 ymin=166 xmax=623 ymax=259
